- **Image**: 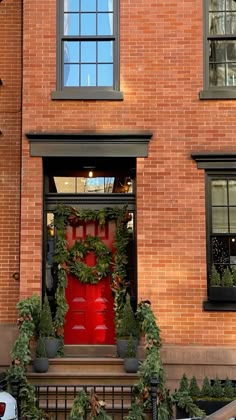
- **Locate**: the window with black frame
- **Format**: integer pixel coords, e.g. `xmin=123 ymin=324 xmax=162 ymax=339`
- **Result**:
xmin=51 ymin=0 xmax=123 ymax=100
xmin=207 ymin=175 xmax=236 ymax=305
xmin=191 ymin=153 xmax=236 ymax=309
xmin=200 ymin=0 xmax=236 ymax=99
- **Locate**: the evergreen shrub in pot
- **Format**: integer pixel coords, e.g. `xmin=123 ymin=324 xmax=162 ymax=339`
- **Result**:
xmin=175 ymin=374 xmax=236 ymax=418
xmin=209 ymin=264 xmax=236 ymax=301
xmin=33 ymin=336 xmax=49 ymax=373
xmin=115 ymin=294 xmax=139 ymax=358
xmin=40 ymin=294 xmax=60 ymax=358
xmin=123 ymin=335 xmax=139 ymax=373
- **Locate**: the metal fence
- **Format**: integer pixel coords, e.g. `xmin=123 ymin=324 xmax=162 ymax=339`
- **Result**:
xmin=34 ymin=383 xmax=145 ymax=420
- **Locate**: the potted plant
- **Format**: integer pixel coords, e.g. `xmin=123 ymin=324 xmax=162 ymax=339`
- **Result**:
xmin=123 ymin=335 xmax=139 ymax=373
xmin=209 ymin=265 xmax=236 ymax=301
xmin=173 ymin=373 xmax=205 ymax=419
xmin=39 ymin=293 xmax=60 ymax=358
xmin=175 ymin=374 xmax=236 ymax=417
xmin=33 ymin=336 xmax=49 ymax=373
xmin=193 ymin=376 xmax=235 ymax=414
xmin=115 ymin=293 xmax=139 ymax=358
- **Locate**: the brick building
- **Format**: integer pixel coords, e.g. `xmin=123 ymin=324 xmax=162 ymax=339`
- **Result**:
xmin=1 ymin=0 xmax=236 ymax=387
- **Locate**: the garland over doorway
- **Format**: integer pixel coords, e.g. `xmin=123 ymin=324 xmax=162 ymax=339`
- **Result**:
xmin=52 ymin=205 xmax=132 ymax=336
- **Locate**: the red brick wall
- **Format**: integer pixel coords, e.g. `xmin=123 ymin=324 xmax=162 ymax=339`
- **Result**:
xmin=20 ymin=0 xmax=236 ymax=345
xmin=0 ymin=0 xmax=22 ymax=322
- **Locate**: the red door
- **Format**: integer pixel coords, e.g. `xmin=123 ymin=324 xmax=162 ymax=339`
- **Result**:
xmin=64 ymin=220 xmax=116 ymax=344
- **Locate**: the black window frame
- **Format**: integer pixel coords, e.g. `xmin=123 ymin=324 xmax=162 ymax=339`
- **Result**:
xmin=206 ymin=172 xmax=236 ymax=277
xmin=51 ymin=0 xmax=123 ymax=101
xmin=192 ymin=152 xmax=236 ymax=310
xmin=199 ymin=0 xmax=236 ymax=100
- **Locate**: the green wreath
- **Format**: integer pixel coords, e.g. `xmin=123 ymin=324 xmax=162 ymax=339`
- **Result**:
xmin=67 ymin=235 xmax=112 ymax=285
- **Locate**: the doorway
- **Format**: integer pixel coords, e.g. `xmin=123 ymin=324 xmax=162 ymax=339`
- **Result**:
xmin=44 ymin=157 xmax=137 ymax=345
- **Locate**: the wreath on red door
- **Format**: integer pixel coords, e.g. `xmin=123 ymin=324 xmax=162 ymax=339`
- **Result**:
xmin=52 ymin=205 xmax=132 ymax=334
xmin=68 ymin=235 xmax=112 ymax=284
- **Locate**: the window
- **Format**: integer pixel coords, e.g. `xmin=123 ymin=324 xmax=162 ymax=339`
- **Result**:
xmin=207 ymin=176 xmax=236 ymax=275
xmin=200 ymin=0 xmax=236 ymax=99
xmin=192 ymin=152 xmax=236 ymax=310
xmin=51 ymin=0 xmax=123 ymax=100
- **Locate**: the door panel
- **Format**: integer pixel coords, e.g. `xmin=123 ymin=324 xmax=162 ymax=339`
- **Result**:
xmin=64 ymin=220 xmax=116 ymax=344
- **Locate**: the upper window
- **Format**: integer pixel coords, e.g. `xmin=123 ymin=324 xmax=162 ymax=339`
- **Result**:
xmin=51 ymin=0 xmax=123 ymax=100
xmin=200 ymin=0 xmax=236 ymax=99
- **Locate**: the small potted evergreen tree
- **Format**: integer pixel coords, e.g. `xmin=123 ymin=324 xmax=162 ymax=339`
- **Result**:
xmin=183 ymin=375 xmax=235 ymax=415
xmin=209 ymin=265 xmax=236 ymax=302
xmin=123 ymin=335 xmax=139 ymax=373
xmin=33 ymin=336 xmax=49 ymax=373
xmin=115 ymin=294 xmax=139 ymax=358
xmin=39 ymin=293 xmax=60 ymax=358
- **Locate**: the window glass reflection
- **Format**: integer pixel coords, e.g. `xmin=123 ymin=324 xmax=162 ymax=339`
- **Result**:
xmin=230 ymin=207 xmax=236 ymax=232
xmin=212 ymin=236 xmax=230 ymax=274
xmin=81 ymin=0 xmax=96 ymax=12
xmin=98 ymin=13 xmax=113 ymax=35
xmin=64 ymin=13 xmax=79 ymax=35
xmin=64 ymin=0 xmax=79 ymax=12
xmin=211 ymin=180 xmax=227 ymax=205
xmin=64 ymin=64 xmax=80 ymax=86
xmin=81 ymin=64 xmax=96 ymax=86
xmin=50 ymin=177 xmax=134 ymax=194
xmin=227 ymin=0 xmax=236 ymax=11
xmin=81 ymin=13 xmax=96 ymax=35
xmin=210 ymin=40 xmax=225 ymax=62
xmin=209 ymin=12 xmax=225 ymax=34
xmin=226 ymin=12 xmax=236 ymax=33
xmin=229 ymin=180 xmax=236 ymax=204
xmin=98 ymin=64 xmax=113 ymax=86
xmin=98 ymin=41 xmax=113 ymax=62
xmin=81 ymin=42 xmax=96 ymax=63
xmin=226 ymin=41 xmax=236 ymax=60
xmin=227 ymin=63 xmax=236 ymax=85
xmin=212 ymin=207 xmax=228 ymax=233
xmin=209 ymin=62 xmax=225 ymax=86
xmin=64 ymin=41 xmax=79 ymax=62
xmin=98 ymin=0 xmax=113 ymax=12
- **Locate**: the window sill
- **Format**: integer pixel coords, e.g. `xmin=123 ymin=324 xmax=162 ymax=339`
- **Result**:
xmin=203 ymin=301 xmax=236 ymax=311
xmin=199 ymin=89 xmax=236 ymax=100
xmin=51 ymin=89 xmax=124 ymax=101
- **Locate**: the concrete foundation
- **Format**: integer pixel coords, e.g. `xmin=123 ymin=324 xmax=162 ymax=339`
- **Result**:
xmin=0 ymin=324 xmax=18 ymax=370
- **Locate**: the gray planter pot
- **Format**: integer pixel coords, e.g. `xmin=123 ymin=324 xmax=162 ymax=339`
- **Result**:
xmin=44 ymin=337 xmax=60 ymax=358
xmin=33 ymin=357 xmax=49 ymax=373
xmin=124 ymin=358 xmax=139 ymax=373
xmin=116 ymin=338 xmax=138 ymax=358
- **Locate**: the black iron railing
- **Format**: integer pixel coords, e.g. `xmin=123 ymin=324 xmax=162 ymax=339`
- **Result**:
xmin=34 ymin=384 xmax=138 ymax=419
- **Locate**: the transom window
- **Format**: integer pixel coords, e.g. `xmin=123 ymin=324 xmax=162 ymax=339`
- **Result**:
xmin=52 ymin=0 xmax=123 ymax=100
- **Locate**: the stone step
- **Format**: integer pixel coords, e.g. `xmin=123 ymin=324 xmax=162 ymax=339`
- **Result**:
xmin=29 ymin=357 xmax=128 ymax=374
xmin=48 ymin=357 xmax=126 ymax=374
xmin=63 ymin=344 xmax=118 ymax=358
xmin=27 ymin=371 xmax=139 ymax=386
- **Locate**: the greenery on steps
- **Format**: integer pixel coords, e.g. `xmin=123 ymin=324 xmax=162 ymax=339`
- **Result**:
xmin=7 ymin=204 xmax=206 ymax=419
xmin=69 ymin=389 xmax=112 ymax=420
xmin=6 ymin=295 xmax=47 ymax=419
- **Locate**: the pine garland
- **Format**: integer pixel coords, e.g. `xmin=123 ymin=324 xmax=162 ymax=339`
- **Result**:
xmin=53 ymin=205 xmax=131 ymax=332
xmin=68 ymin=235 xmax=112 ymax=284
